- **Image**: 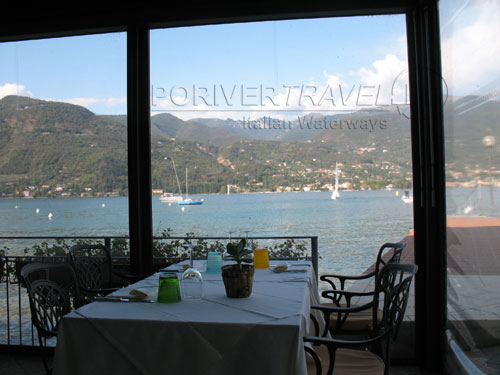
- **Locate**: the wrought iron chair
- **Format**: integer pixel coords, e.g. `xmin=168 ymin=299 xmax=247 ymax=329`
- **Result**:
xmin=21 ymin=263 xmax=81 ymax=374
xmin=68 ymin=244 xmax=123 ymax=302
xmin=319 ymin=242 xmax=406 ymax=334
xmin=20 ymin=262 xmax=83 ymax=309
xmin=68 ymin=244 xmax=140 ymax=301
xmin=305 ymin=263 xmax=417 ymax=375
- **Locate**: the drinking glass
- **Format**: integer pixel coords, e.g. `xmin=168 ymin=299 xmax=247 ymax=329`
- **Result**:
xmin=254 ymin=249 xmax=270 ymax=269
xmin=157 ymin=273 xmax=181 ymax=303
xmin=181 ymin=268 xmax=203 ymax=299
xmin=206 ymin=251 xmax=223 ymax=273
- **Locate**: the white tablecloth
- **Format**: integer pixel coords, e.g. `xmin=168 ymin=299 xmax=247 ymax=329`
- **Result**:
xmin=53 ymin=261 xmax=321 ymax=375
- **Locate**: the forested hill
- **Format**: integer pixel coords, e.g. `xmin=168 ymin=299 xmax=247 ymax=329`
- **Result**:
xmin=1 ymin=95 xmax=496 ymax=197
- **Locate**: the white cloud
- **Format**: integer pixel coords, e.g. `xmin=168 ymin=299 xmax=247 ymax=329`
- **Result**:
xmin=355 ymin=54 xmax=409 ymax=107
xmin=60 ymin=96 xmax=127 ymax=108
xmin=441 ymin=0 xmax=500 ymax=95
xmin=0 ymin=83 xmax=32 ymax=99
xmin=150 ymin=57 xmax=411 ymax=121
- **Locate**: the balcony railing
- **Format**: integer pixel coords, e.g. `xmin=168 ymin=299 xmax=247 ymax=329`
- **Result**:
xmin=0 ymin=235 xmax=318 ymax=349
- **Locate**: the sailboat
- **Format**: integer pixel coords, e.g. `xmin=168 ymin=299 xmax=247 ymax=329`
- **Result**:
xmin=177 ymin=168 xmax=204 ymax=205
xmin=401 ymin=189 xmax=413 ymax=204
xmin=160 ymin=158 xmax=184 ymax=203
xmin=331 ymin=162 xmax=340 ymax=200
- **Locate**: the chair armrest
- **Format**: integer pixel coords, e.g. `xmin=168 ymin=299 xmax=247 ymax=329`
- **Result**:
xmin=320 ymin=271 xmax=375 ymax=291
xmin=321 ymin=289 xmax=374 ymax=306
xmin=311 ymin=301 xmax=373 ymax=314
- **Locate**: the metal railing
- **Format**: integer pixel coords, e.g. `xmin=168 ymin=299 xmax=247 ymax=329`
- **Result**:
xmin=0 ymin=234 xmax=318 ymax=349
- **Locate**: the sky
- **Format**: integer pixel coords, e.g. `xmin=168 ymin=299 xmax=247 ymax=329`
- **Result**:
xmin=0 ymin=0 xmax=498 ymax=120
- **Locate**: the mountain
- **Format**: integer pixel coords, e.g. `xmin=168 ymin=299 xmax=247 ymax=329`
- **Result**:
xmin=443 ymin=96 xmax=500 ymax=173
xmin=1 ymin=94 xmax=498 ymax=197
xmin=191 ymin=117 xmax=296 ymax=141
xmin=149 ymin=113 xmax=244 ymax=146
xmin=103 ymin=112 xmax=245 ymax=147
xmin=0 ymin=96 xmax=128 ymax=195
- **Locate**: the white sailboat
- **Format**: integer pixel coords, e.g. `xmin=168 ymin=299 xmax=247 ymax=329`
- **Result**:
xmin=331 ymin=162 xmax=340 ymax=200
xmin=401 ymin=189 xmax=413 ymax=204
xmin=160 ymin=158 xmax=184 ymax=203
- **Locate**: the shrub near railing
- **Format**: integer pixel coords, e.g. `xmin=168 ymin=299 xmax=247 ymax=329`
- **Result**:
xmin=0 ymin=234 xmax=309 ymax=261
xmin=0 ymin=232 xmax=309 ymax=281
xmin=152 ymin=229 xmax=309 ymax=259
xmin=22 ymin=238 xmax=130 ymax=257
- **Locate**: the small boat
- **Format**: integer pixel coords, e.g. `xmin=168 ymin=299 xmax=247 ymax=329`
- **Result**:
xmin=159 ymin=193 xmax=183 ymax=203
xmin=161 ymin=157 xmax=184 ymax=203
xmin=401 ymin=190 xmax=413 ymax=204
xmin=331 ymin=162 xmax=340 ymax=200
xmin=177 ymin=168 xmax=203 ymax=206
xmin=177 ymin=198 xmax=203 ymax=206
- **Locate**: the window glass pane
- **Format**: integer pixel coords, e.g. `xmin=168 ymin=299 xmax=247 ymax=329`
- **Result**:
xmin=0 ymin=33 xmax=127 ymax=344
xmin=150 ymin=16 xmax=414 ymax=358
xmin=440 ymin=0 xmax=500 ymax=372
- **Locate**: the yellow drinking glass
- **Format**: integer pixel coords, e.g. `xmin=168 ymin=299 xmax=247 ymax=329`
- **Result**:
xmin=254 ymin=249 xmax=270 ymax=269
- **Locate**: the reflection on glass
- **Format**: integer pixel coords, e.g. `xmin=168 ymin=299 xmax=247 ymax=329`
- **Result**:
xmin=441 ymin=0 xmax=500 ymax=372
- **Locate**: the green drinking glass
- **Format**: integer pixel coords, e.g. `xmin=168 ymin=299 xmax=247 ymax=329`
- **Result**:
xmin=157 ymin=273 xmax=181 ymax=303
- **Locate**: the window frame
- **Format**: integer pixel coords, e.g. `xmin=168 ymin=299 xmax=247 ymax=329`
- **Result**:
xmin=0 ymin=1 xmax=446 ymax=371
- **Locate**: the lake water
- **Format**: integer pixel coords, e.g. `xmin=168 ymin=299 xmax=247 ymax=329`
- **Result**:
xmin=0 ymin=190 xmax=416 ymax=276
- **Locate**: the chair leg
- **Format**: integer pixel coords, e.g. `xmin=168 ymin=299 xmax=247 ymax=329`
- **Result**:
xmin=38 ymin=335 xmax=52 ymax=375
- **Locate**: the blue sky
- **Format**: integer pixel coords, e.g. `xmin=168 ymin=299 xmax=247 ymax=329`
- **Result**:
xmin=1 ymin=5 xmax=496 ymax=119
xmin=0 ymin=15 xmax=408 ymax=118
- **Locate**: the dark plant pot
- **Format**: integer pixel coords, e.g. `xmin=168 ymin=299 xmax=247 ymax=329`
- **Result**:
xmin=221 ymin=264 xmax=254 ymax=298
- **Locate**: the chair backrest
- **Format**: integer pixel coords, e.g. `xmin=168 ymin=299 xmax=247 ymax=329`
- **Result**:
xmin=29 ymin=279 xmax=71 ymax=338
xmin=20 ymin=262 xmax=82 ymax=309
xmin=20 ymin=263 xmax=75 ymax=339
xmin=68 ymin=244 xmax=113 ymax=293
xmin=374 ymin=242 xmax=406 ymax=277
xmin=372 ymin=263 xmax=417 ymax=372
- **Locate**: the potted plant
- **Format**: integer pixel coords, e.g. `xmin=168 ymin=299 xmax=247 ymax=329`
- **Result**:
xmin=222 ymin=239 xmax=254 ymax=298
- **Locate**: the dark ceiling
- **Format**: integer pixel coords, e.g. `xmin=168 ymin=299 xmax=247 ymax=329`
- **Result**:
xmin=0 ymin=0 xmax=424 ymax=42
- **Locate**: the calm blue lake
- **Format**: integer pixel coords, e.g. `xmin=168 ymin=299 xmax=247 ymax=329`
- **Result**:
xmin=0 ymin=190 xmax=417 ymax=276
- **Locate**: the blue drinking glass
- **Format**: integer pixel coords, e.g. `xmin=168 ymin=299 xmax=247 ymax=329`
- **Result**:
xmin=206 ymin=251 xmax=223 ymax=274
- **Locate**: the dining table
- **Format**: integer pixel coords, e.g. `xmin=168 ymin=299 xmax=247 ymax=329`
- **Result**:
xmin=52 ymin=260 xmax=323 ymax=375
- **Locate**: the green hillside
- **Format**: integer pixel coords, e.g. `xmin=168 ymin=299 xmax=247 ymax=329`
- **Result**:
xmin=1 ymin=95 xmax=497 ymax=197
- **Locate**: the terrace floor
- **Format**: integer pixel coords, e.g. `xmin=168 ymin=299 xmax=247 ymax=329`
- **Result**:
xmin=0 ymin=352 xmax=435 ymax=375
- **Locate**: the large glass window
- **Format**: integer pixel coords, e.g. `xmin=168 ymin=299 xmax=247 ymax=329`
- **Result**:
xmin=150 ymin=15 xmax=415 ymax=355
xmin=440 ymin=0 xmax=500 ymax=372
xmin=0 ymin=33 xmax=127 ymax=345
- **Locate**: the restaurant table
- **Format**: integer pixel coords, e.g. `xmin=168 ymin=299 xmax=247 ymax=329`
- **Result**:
xmin=53 ymin=260 xmax=323 ymax=375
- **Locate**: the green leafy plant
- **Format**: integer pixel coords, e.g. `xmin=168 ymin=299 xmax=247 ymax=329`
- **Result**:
xmin=268 ymin=239 xmax=308 ymax=258
xmin=24 ymin=239 xmax=70 ymax=256
xmin=226 ymin=239 xmax=253 ymax=268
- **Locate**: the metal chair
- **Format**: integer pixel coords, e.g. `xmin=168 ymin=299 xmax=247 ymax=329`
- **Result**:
xmin=68 ymin=244 xmax=121 ymax=302
xmin=20 ymin=262 xmax=83 ymax=309
xmin=21 ymin=263 xmax=80 ymax=374
xmin=305 ymin=263 xmax=417 ymax=375
xmin=319 ymin=242 xmax=406 ymax=334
